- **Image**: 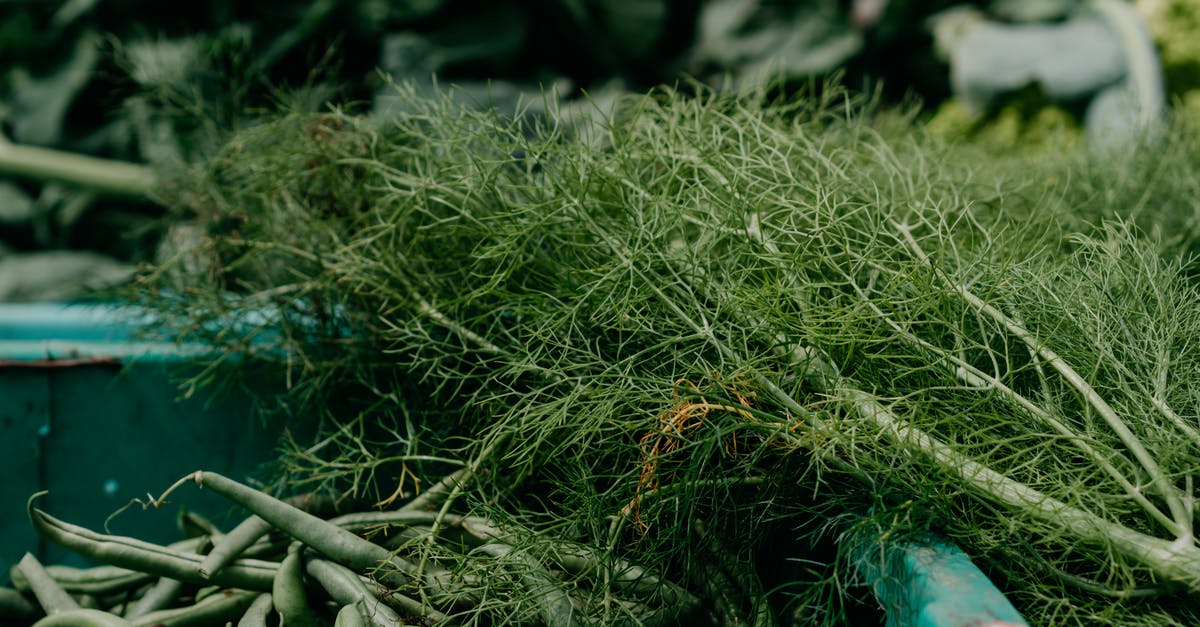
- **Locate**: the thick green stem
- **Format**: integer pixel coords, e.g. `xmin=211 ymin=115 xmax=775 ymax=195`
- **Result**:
xmin=835 ymin=386 xmax=1200 ymax=589
xmin=840 ymin=264 xmax=1178 ymax=534
xmin=590 ymin=206 xmax=1200 ymax=590
xmin=0 ymin=139 xmax=156 ymax=197
xmin=896 ymin=223 xmax=1193 ymax=543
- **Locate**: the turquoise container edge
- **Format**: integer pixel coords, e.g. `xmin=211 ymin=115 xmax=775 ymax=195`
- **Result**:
xmin=0 ymin=304 xmax=1029 ymax=625
xmin=0 ymin=303 xmax=206 ymax=361
xmin=852 ymin=533 xmax=1029 ymax=627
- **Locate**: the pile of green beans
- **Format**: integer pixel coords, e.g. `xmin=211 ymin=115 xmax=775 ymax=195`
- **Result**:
xmin=3 ymin=471 xmax=697 ymax=626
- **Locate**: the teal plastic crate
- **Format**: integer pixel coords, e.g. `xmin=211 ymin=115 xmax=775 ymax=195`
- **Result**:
xmin=0 ymin=303 xmax=286 ymax=580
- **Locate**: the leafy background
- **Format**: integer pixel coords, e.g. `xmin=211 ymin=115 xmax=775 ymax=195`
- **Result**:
xmin=2 ymin=0 xmax=1195 ymax=302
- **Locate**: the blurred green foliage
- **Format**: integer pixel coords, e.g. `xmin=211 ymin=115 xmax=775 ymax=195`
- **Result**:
xmin=0 ymin=0 xmax=916 ymax=295
xmin=1144 ymin=0 xmax=1200 ymax=95
xmin=0 ymin=0 xmax=1195 ymax=300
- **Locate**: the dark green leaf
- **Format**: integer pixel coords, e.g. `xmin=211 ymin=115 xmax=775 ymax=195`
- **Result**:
xmin=6 ymin=31 xmax=99 ymax=146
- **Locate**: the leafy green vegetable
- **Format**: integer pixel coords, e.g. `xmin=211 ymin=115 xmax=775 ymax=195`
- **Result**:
xmin=132 ymin=80 xmax=1200 ymax=624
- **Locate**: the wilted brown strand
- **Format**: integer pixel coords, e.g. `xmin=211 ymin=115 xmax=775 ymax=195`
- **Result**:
xmin=623 ymin=377 xmax=758 ymax=534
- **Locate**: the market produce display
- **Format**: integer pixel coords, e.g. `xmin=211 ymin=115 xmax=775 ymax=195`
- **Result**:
xmin=10 ymin=81 xmax=1199 ymax=624
xmin=5 ymin=2 xmax=1200 ymax=626
xmin=6 ymin=471 xmax=691 ymax=625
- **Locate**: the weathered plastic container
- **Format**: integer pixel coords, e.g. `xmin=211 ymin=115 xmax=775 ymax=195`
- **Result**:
xmin=0 ymin=303 xmax=286 ymax=579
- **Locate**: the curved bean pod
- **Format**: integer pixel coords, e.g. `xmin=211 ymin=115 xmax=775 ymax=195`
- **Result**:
xmin=129 ymin=588 xmax=259 ymax=626
xmin=8 ymin=563 xmax=154 ymax=596
xmin=31 ymin=608 xmax=134 ymax=627
xmin=327 ymin=510 xmax=447 ymax=529
xmin=333 ymin=599 xmax=368 ymax=627
xmin=18 ymin=553 xmax=79 ymax=615
xmin=272 ymin=544 xmax=318 ymax=627
xmin=475 ymin=543 xmax=581 ymax=627
xmin=8 ymin=538 xmax=207 ymax=596
xmin=27 ymin=493 xmax=277 ymax=591
xmin=200 ymin=492 xmax=340 ymax=579
xmin=236 ymin=592 xmax=274 ymax=627
xmin=190 ymin=472 xmax=427 ymax=589
xmin=304 ymin=558 xmax=407 ymax=627
xmin=198 ymin=515 xmax=273 ymax=580
xmin=122 ymin=577 xmax=182 ymax=618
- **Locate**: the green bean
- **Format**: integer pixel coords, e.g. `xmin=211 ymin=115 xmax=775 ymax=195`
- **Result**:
xmin=272 ymin=544 xmax=317 ymax=627
xmin=524 ymin=539 xmax=698 ymax=613
xmin=127 ymin=509 xmax=224 ymax=618
xmin=474 ymin=543 xmax=581 ymax=627
xmin=122 ymin=577 xmax=182 ymax=618
xmin=301 ymin=543 xmax=454 ymax=620
xmin=325 ymin=552 xmax=449 ymax=619
xmin=365 ymin=579 xmax=441 ymax=619
xmin=304 ymin=558 xmax=406 ymax=627
xmin=28 ymin=493 xmax=278 ymax=591
xmin=464 ymin=515 xmax=697 ymax=624
xmin=327 ymin=510 xmax=473 ymax=553
xmin=100 ymin=587 xmax=147 ymax=616
xmin=189 ymin=473 xmax=420 ymax=586
xmin=0 ymin=585 xmax=38 ymax=620
xmin=327 ymin=510 xmax=489 ymax=570
xmin=227 ymin=533 xmax=291 ymax=562
xmin=327 ymin=510 xmax=447 ymax=529
xmin=177 ymin=510 xmax=223 ymax=541
xmin=379 ymin=526 xmax=428 ymax=551
xmin=31 ymin=608 xmax=134 ymax=627
xmin=199 ymin=492 xmax=339 ymax=580
xmin=400 ymin=468 xmax=468 ymax=512
xmin=129 ymin=588 xmax=259 ymax=626
xmin=194 ymin=585 xmax=225 ymax=602
xmin=125 ymin=506 xmax=230 ymax=619
xmin=9 ymin=562 xmax=157 ymax=595
xmin=333 ymin=599 xmax=367 ymax=627
xmin=197 ymin=515 xmax=273 ymax=580
xmin=7 ymin=537 xmax=206 ymax=595
xmin=18 ymin=552 xmax=80 ymax=615
xmin=236 ymin=592 xmax=274 ymax=627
